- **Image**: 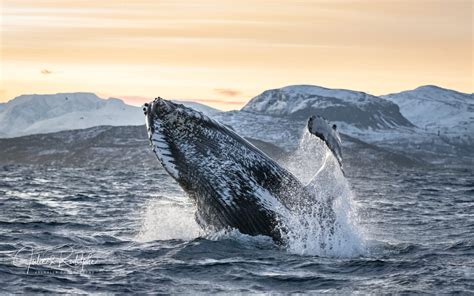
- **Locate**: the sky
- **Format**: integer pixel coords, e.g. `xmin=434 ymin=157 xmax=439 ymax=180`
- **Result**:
xmin=1 ymin=0 xmax=472 ymax=110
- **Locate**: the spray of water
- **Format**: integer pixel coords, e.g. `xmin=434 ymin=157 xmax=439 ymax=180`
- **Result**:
xmin=281 ymin=130 xmax=327 ymax=185
xmin=136 ymin=197 xmax=202 ymax=242
xmin=278 ymin=130 xmax=367 ymax=257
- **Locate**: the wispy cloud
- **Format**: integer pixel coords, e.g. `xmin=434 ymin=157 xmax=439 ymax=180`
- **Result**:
xmin=214 ymin=88 xmax=241 ymax=97
xmin=40 ymin=69 xmax=53 ymax=75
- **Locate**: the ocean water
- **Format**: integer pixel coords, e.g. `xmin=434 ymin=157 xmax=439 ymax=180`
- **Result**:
xmin=0 ymin=164 xmax=472 ymax=293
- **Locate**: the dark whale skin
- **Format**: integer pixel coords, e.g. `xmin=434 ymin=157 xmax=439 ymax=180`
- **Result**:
xmin=145 ymin=98 xmax=314 ymax=242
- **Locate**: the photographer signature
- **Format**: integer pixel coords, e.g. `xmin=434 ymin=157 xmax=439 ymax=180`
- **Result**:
xmin=12 ymin=245 xmax=96 ymax=274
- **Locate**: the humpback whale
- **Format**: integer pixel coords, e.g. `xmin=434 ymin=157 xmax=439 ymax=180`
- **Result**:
xmin=144 ymin=97 xmax=343 ymax=243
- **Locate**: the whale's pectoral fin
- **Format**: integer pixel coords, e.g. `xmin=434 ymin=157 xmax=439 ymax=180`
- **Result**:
xmin=303 ymin=115 xmax=345 ymax=196
xmin=278 ymin=115 xmax=344 ymax=186
xmin=303 ymin=116 xmax=345 ymax=220
xmin=307 ymin=115 xmax=343 ymax=170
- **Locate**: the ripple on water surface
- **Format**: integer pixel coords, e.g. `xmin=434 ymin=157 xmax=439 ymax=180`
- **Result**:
xmin=0 ymin=164 xmax=472 ymax=293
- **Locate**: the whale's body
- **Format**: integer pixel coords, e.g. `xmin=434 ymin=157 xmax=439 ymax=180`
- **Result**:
xmin=145 ymin=98 xmax=342 ymax=243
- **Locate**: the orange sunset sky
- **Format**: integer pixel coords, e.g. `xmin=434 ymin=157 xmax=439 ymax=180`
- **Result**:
xmin=1 ymin=0 xmax=472 ymax=110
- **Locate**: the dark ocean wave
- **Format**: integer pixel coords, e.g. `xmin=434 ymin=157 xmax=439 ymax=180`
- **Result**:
xmin=0 ymin=165 xmax=472 ymax=293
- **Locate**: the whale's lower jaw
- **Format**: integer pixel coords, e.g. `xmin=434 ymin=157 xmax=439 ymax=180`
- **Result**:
xmin=144 ymin=98 xmax=311 ymax=243
xmin=148 ymin=120 xmax=180 ymax=180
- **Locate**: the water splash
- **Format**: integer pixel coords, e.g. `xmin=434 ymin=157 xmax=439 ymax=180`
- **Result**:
xmin=278 ymin=130 xmax=368 ymax=257
xmin=136 ymin=197 xmax=202 ymax=242
xmin=281 ymin=130 xmax=327 ymax=184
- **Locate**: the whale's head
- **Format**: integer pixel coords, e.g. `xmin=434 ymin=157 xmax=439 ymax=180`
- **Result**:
xmin=144 ymin=98 xmax=177 ymax=119
xmin=144 ymin=97 xmax=221 ymax=183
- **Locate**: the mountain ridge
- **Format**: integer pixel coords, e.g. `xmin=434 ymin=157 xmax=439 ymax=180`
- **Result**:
xmin=381 ymin=85 xmax=473 ymax=146
xmin=241 ymin=85 xmax=413 ymax=129
xmin=0 ymin=93 xmax=142 ymax=138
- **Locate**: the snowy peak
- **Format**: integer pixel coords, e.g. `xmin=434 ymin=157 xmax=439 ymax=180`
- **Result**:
xmin=241 ymin=85 xmax=412 ymax=129
xmin=385 ymin=85 xmax=472 ymax=106
xmin=381 ymin=85 xmax=473 ymax=134
xmin=413 ymin=84 xmax=469 ymax=95
xmin=0 ymin=92 xmax=143 ymax=138
xmin=270 ymin=85 xmax=378 ymax=103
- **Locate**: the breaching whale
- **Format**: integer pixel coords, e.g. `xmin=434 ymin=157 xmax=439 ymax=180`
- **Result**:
xmin=144 ymin=97 xmax=343 ymax=243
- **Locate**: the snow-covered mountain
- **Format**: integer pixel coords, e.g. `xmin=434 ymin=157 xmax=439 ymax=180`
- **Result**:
xmin=382 ymin=85 xmax=473 ymax=145
xmin=242 ymin=85 xmax=413 ymax=129
xmin=215 ymin=85 xmax=415 ymax=150
xmin=0 ymin=93 xmax=143 ymax=138
xmin=0 ymin=93 xmax=222 ymax=138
